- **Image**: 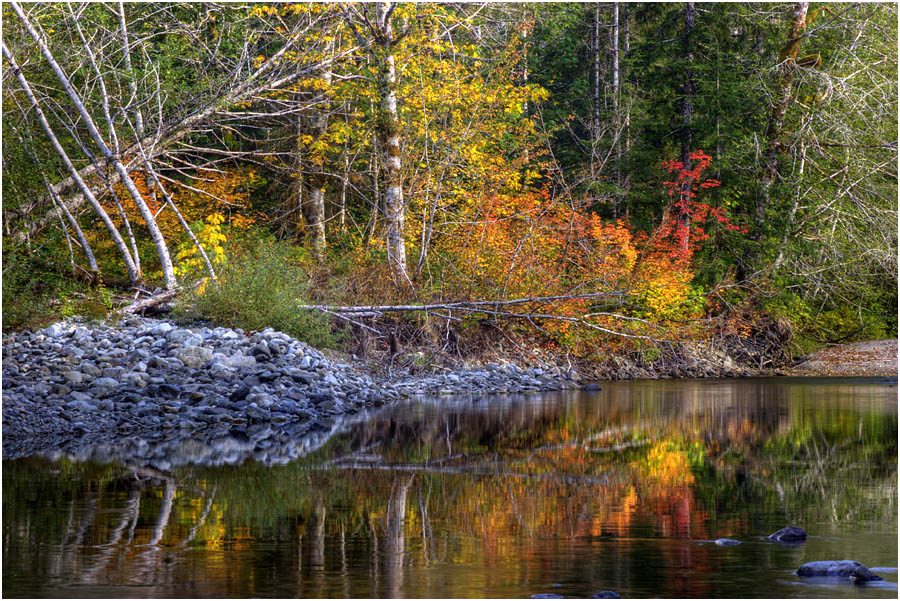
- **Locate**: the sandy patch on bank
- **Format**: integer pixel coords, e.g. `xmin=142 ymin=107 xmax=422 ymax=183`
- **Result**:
xmin=790 ymin=339 xmax=898 ymax=377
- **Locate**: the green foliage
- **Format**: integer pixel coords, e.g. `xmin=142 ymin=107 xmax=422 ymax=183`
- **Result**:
xmin=1 ymin=237 xmax=76 ymax=331
xmin=175 ymin=234 xmax=341 ymax=349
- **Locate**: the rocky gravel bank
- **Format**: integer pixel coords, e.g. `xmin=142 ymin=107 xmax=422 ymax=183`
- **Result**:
xmin=2 ymin=317 xmax=582 ymax=460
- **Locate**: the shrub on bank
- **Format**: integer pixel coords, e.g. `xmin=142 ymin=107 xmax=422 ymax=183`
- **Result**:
xmin=175 ymin=236 xmax=341 ymax=349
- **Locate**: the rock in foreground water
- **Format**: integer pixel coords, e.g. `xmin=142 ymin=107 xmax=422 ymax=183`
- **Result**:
xmin=714 ymin=538 xmax=741 ymax=546
xmin=767 ymin=526 xmax=807 ymax=542
xmin=797 ymin=560 xmax=883 ymax=583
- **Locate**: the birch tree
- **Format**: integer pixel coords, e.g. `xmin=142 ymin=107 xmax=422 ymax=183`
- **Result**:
xmin=342 ymin=2 xmax=411 ymax=285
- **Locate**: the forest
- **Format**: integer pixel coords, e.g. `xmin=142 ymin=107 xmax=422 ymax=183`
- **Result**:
xmin=3 ymin=2 xmax=897 ymax=370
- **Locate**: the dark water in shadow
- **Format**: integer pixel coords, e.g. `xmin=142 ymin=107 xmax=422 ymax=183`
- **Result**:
xmin=3 ymin=377 xmax=897 ymax=598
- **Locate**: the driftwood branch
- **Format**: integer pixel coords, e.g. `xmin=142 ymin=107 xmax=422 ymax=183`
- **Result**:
xmin=298 ymin=292 xmax=669 ymax=341
xmin=118 ymin=288 xmax=181 ymax=315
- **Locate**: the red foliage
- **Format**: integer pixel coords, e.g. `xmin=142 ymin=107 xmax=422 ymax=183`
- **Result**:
xmin=655 ymin=150 xmax=747 ymax=262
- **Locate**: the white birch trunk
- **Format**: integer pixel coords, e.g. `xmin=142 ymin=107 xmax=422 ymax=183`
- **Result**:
xmin=2 ymin=41 xmax=140 ymax=283
xmin=12 ymin=1 xmax=177 ymax=289
xmin=376 ymin=2 xmax=409 ymax=284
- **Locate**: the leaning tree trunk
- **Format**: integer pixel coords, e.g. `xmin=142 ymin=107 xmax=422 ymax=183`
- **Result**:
xmin=753 ymin=2 xmax=810 ymax=239
xmin=11 ymin=19 xmax=314 ymax=244
xmin=375 ymin=2 xmax=410 ymax=285
xmin=12 ymin=1 xmax=177 ymax=289
xmin=2 ymin=42 xmax=140 ymax=283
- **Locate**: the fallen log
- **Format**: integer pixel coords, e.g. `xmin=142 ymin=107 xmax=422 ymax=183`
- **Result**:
xmin=118 ymin=288 xmax=180 ymax=315
xmin=297 ymin=293 xmax=667 ymax=341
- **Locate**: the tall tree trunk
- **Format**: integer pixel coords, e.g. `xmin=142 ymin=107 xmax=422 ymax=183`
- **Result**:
xmin=622 ymin=4 xmax=631 ymax=216
xmin=679 ymin=2 xmax=695 ymax=251
xmin=2 ymin=42 xmax=140 ymax=283
xmin=611 ymin=2 xmax=621 ymax=219
xmin=590 ymin=3 xmax=601 ymax=181
xmin=754 ymin=2 xmax=810 ymax=240
xmin=375 ymin=2 xmax=409 ymax=285
xmin=303 ymin=40 xmax=334 ymax=261
xmin=12 ymin=1 xmax=177 ymax=289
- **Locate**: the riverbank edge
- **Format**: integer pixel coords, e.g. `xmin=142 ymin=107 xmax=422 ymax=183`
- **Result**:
xmin=2 ymin=316 xmax=894 ymax=458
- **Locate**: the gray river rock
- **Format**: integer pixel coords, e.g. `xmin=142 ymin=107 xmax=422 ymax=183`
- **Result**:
xmin=2 ymin=317 xmax=582 ymax=458
xmin=797 ymin=560 xmax=884 ymax=583
xmin=714 ymin=538 xmax=742 ymax=546
xmin=767 ymin=526 xmax=807 ymax=543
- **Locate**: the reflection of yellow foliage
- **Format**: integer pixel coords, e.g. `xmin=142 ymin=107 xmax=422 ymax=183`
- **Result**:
xmin=637 ymin=441 xmax=695 ymax=486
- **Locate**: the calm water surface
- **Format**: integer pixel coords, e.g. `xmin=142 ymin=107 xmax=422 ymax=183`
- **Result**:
xmin=3 ymin=377 xmax=897 ymax=598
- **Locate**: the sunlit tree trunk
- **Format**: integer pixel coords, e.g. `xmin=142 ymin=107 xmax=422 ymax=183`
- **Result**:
xmin=118 ymin=1 xmax=155 ymax=210
xmin=374 ymin=2 xmax=409 ymax=285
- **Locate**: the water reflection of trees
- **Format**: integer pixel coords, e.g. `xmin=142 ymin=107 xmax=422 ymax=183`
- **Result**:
xmin=3 ymin=379 xmax=896 ymax=597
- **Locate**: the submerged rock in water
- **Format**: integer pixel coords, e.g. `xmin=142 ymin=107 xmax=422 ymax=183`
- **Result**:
xmin=767 ymin=526 xmax=807 ymax=542
xmin=715 ymin=538 xmax=741 ymax=546
xmin=581 ymin=382 xmax=603 ymax=391
xmin=590 ymin=592 xmax=622 ymax=599
xmin=797 ymin=560 xmax=883 ymax=583
xmin=531 ymin=594 xmax=564 ymax=599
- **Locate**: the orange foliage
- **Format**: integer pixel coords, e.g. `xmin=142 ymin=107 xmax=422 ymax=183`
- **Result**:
xmin=436 ymin=184 xmax=717 ymax=354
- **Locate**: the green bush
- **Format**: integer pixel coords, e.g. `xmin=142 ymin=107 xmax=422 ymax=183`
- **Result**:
xmin=2 ymin=240 xmax=75 ymax=331
xmin=176 ymin=236 xmax=341 ymax=349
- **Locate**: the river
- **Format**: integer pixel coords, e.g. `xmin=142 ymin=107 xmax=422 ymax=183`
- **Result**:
xmin=2 ymin=377 xmax=897 ymax=598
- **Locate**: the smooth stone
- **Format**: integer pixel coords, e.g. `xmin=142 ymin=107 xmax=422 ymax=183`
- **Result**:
xmin=581 ymin=382 xmax=603 ymax=391
xmin=150 ymin=322 xmax=175 ymax=335
xmin=102 ymin=367 xmax=125 ymax=379
xmin=767 ymin=526 xmax=807 ymax=542
xmin=715 ymin=538 xmax=741 ymax=546
xmin=148 ymin=356 xmax=169 ymax=369
xmin=166 ymin=329 xmax=194 ymax=344
xmin=69 ymin=391 xmax=93 ymax=403
xmin=797 ymin=561 xmax=883 ymax=583
xmin=66 ymin=399 xmax=94 ymax=412
xmin=590 ymin=593 xmax=622 ymax=599
xmin=251 ymin=342 xmax=272 ymax=359
xmin=80 ymin=362 xmax=102 ymax=377
xmin=531 ymin=595 xmax=564 ymax=599
xmin=158 ymin=383 xmax=182 ymax=399
xmin=175 ymin=346 xmax=213 ymax=369
xmin=246 ymin=393 xmax=275 ymax=409
xmin=42 ymin=323 xmax=66 ymax=338
xmin=64 ymin=371 xmax=85 ymax=385
xmin=92 ymin=377 xmax=120 ymax=390
xmin=225 ymin=354 xmax=257 ymax=369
